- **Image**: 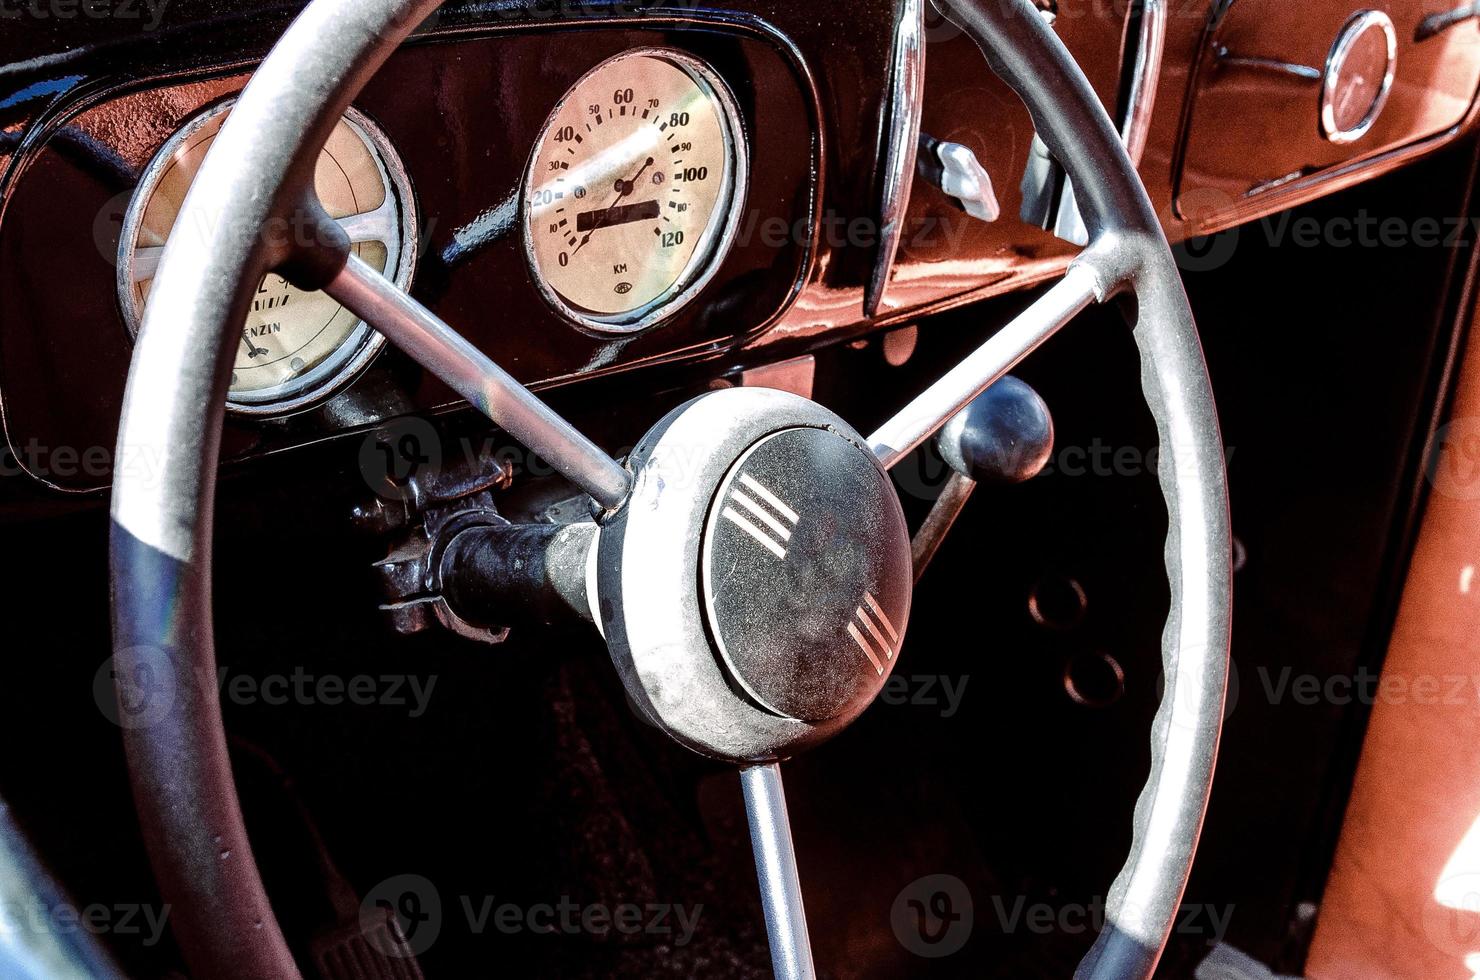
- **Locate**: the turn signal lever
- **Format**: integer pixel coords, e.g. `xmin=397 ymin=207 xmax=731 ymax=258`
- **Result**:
xmin=911 ymin=375 xmax=1054 ymax=580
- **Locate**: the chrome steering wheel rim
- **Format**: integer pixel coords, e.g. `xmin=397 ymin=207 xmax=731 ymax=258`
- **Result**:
xmin=108 ymin=1 xmax=1231 ymax=977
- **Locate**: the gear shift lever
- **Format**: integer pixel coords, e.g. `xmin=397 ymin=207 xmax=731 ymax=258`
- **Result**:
xmin=911 ymin=376 xmax=1054 ymax=580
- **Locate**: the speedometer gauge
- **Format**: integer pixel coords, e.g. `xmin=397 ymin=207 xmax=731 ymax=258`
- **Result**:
xmin=523 ymin=50 xmax=748 ymax=333
xmin=118 ymin=101 xmax=417 ymax=416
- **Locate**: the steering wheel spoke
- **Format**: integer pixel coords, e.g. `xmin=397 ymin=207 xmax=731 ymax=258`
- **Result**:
xmin=741 ymin=763 xmax=817 ymax=980
xmin=867 ymin=261 xmax=1101 ymax=469
xmin=323 ymin=252 xmax=632 ymax=510
xmin=129 ymin=205 xmax=400 ymax=283
xmin=336 ymin=197 xmax=402 ymax=245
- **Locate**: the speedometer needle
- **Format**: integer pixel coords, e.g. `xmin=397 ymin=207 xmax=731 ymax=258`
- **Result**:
xmin=570 ymin=155 xmax=656 ymax=257
xmin=241 ymin=332 xmax=268 ymax=359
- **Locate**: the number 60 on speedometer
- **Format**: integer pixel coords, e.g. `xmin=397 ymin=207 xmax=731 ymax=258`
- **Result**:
xmin=522 ymin=49 xmax=749 ymax=334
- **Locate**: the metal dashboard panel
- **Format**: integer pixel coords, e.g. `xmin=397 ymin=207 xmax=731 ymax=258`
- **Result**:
xmin=0 ymin=19 xmax=821 ymax=491
xmin=1177 ymin=0 xmax=1480 ymax=222
xmin=2 ymin=1 xmax=1474 ymax=495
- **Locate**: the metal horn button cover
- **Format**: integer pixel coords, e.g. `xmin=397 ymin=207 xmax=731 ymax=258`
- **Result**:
xmin=595 ymin=387 xmax=911 ymax=762
xmin=702 ymin=426 xmax=910 ymax=722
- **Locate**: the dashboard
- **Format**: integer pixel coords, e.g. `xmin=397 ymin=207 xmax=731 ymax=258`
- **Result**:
xmin=0 ymin=0 xmax=1478 ymax=493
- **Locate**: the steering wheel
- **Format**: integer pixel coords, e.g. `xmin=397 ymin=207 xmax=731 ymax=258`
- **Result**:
xmin=109 ymin=0 xmax=1231 ymax=976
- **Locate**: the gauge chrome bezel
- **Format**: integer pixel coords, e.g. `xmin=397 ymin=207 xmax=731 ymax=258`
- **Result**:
xmin=1320 ymin=9 xmax=1397 ymax=145
xmin=520 ymin=48 xmax=750 ymax=336
xmin=117 ymin=99 xmax=418 ymax=417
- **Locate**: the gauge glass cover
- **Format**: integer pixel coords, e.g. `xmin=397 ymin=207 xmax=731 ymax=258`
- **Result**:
xmin=118 ymin=101 xmax=417 ymax=415
xmin=523 ymin=50 xmax=748 ymax=333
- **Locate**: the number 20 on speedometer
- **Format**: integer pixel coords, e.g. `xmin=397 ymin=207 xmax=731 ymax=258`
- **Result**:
xmin=523 ymin=50 xmax=748 ymax=333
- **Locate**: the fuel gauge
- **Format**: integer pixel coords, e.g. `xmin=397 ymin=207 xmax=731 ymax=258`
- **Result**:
xmin=118 ymin=101 xmax=418 ymax=416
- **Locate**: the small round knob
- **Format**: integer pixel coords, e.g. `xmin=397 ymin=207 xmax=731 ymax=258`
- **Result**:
xmin=936 ymin=376 xmax=1054 ymax=484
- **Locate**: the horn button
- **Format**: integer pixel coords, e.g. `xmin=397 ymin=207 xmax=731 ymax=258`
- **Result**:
xmin=595 ymin=388 xmax=912 ymax=764
xmin=701 ymin=426 xmax=911 ymax=722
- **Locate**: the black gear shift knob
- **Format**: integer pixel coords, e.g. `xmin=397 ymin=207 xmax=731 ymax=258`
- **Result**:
xmin=935 ymin=375 xmax=1054 ymax=484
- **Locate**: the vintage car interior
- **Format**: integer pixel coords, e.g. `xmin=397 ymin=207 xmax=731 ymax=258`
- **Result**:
xmin=3 ymin=0 xmax=1480 ymax=976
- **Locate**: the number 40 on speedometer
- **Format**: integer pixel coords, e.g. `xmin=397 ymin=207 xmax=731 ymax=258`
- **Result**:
xmin=522 ymin=49 xmax=749 ymax=334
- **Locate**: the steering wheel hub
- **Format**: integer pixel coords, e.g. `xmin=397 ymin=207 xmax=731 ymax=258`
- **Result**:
xmin=594 ymin=387 xmax=910 ymax=762
xmin=701 ymin=426 xmax=910 ymax=722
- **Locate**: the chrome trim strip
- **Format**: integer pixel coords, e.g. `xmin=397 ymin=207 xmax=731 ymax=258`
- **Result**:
xmin=729 ymin=489 xmax=794 ymax=542
xmin=1054 ymin=0 xmax=1167 ymax=245
xmin=723 ymin=506 xmax=789 ymax=559
xmin=863 ymin=590 xmax=900 ymax=644
xmin=864 ymin=0 xmax=927 ymax=317
xmin=739 ymin=472 xmax=799 ymax=522
xmin=847 ymin=620 xmax=886 ymax=673
xmin=1214 ymin=47 xmax=1322 ymax=82
xmin=1416 ymin=1 xmax=1480 ymax=42
xmin=1120 ymin=0 xmax=1167 ymax=166
xmin=856 ymin=603 xmax=894 ymax=662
